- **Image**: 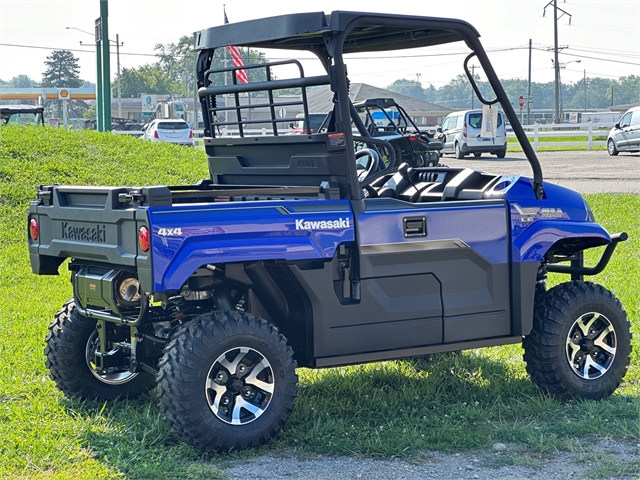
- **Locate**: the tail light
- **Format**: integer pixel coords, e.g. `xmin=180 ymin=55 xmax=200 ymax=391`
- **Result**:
xmin=138 ymin=226 xmax=150 ymax=252
xmin=463 ymin=122 xmax=467 ymax=137
xmin=29 ymin=218 xmax=39 ymax=241
xmin=189 ymin=130 xmax=193 ymax=138
xmin=154 ymin=130 xmax=159 ymax=139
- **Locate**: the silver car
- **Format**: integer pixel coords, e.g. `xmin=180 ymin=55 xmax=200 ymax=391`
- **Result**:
xmin=142 ymin=119 xmax=193 ymax=146
xmin=607 ymin=106 xmax=640 ymax=156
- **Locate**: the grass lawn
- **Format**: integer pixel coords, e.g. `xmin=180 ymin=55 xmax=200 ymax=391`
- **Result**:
xmin=507 ymin=135 xmax=608 ymax=152
xmin=1 ymin=126 xmax=638 ymax=479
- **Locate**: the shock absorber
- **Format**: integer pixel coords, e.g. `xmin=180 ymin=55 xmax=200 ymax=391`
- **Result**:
xmin=536 ymin=263 xmax=548 ymax=294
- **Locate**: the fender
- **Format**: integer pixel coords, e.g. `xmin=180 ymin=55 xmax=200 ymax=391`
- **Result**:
xmin=146 ymin=200 xmax=355 ymax=292
xmin=512 ymin=219 xmax=610 ymax=264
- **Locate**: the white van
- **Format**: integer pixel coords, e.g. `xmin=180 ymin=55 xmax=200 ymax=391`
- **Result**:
xmin=437 ymin=109 xmax=507 ymax=158
xmin=607 ymin=106 xmax=640 ymax=156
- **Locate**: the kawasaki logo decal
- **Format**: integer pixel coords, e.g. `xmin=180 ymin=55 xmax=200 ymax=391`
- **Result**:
xmin=295 ymin=218 xmax=350 ymax=230
xmin=61 ymin=222 xmax=106 ymax=243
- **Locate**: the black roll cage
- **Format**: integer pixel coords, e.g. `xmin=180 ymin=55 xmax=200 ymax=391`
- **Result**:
xmin=195 ymin=11 xmax=544 ymax=200
xmin=0 ymin=105 xmax=45 ymax=126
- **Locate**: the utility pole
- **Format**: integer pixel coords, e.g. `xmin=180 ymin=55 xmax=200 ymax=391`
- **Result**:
xmin=611 ymin=85 xmax=614 ymax=107
xmin=583 ymin=69 xmax=587 ymax=111
xmin=115 ymin=34 xmax=121 ymax=118
xmin=470 ymin=64 xmax=480 ymax=109
xmin=527 ymin=39 xmax=532 ymax=125
xmin=95 ymin=21 xmax=103 ymax=132
xmin=193 ymin=32 xmax=199 ymax=130
xmin=67 ymin=26 xmax=120 ymax=124
xmin=98 ymin=0 xmax=111 ymax=131
xmin=553 ymin=0 xmax=560 ymax=124
xmin=543 ymin=0 xmax=572 ymax=125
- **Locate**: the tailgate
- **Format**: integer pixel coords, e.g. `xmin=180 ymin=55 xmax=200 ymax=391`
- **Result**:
xmin=28 ymin=185 xmax=143 ymax=274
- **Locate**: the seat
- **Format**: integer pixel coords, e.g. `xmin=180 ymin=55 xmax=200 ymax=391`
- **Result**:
xmin=375 ymin=163 xmax=412 ymax=198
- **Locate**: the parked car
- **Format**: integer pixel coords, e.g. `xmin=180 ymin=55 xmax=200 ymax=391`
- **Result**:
xmin=437 ymin=109 xmax=507 ymax=158
xmin=142 ymin=119 xmax=193 ymax=145
xmin=84 ymin=117 xmax=144 ymax=131
xmin=289 ymin=113 xmax=327 ymax=134
xmin=607 ymin=106 xmax=640 ymax=156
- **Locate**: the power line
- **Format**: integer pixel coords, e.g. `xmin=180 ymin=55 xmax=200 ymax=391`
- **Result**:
xmin=530 ymin=47 xmax=640 ymax=66
xmin=0 ymin=42 xmax=173 ymax=58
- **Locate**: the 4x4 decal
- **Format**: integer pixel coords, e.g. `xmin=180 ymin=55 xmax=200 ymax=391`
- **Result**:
xmin=158 ymin=228 xmax=183 ymax=236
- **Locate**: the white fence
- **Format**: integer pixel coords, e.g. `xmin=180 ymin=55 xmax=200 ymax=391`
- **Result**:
xmin=191 ymin=122 xmax=612 ymax=151
xmin=508 ymin=122 xmax=611 ymax=152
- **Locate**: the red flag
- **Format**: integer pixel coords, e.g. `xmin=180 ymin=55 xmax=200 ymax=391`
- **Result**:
xmin=223 ymin=9 xmax=248 ymax=84
xmin=226 ymin=45 xmax=248 ymax=84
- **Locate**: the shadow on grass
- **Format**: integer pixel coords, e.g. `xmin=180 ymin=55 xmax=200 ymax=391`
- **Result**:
xmin=65 ymin=350 xmax=640 ymax=476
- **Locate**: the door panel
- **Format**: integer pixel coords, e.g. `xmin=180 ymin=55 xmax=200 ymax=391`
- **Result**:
xmin=629 ymin=111 xmax=640 ymax=148
xmin=616 ymin=112 xmax=633 ymax=150
xmin=356 ymin=198 xmax=511 ymax=345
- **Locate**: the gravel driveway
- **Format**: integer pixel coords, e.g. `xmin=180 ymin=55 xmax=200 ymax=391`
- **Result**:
xmin=224 ymin=439 xmax=639 ymax=479
xmin=222 ymin=150 xmax=639 ymax=480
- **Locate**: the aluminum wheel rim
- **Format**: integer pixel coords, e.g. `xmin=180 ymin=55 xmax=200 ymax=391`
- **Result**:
xmin=566 ymin=312 xmax=617 ymax=380
xmin=85 ymin=330 xmax=138 ymax=385
xmin=206 ymin=347 xmax=274 ymax=425
xmin=608 ymin=140 xmax=615 ymax=155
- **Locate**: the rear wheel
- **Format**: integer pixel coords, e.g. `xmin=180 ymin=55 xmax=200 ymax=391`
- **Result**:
xmin=523 ymin=281 xmax=631 ymax=400
xmin=157 ymin=310 xmax=297 ymax=452
xmin=454 ymin=143 xmax=464 ymax=159
xmin=44 ymin=299 xmax=155 ymax=400
xmin=473 ymin=152 xmax=482 ymax=158
xmin=607 ymin=139 xmax=619 ymax=156
xmin=495 ymin=149 xmax=506 ymax=158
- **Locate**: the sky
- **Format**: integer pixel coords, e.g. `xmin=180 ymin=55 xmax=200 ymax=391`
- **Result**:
xmin=0 ymin=0 xmax=639 ymax=90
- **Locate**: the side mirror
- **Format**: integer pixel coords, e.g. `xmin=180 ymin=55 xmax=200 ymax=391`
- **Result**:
xmin=436 ymin=127 xmax=443 ymax=133
xmin=288 ymin=122 xmax=294 ymax=129
xmin=614 ymin=123 xmax=620 ymax=129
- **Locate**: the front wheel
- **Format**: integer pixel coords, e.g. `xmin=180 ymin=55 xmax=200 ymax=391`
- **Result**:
xmin=157 ymin=310 xmax=298 ymax=452
xmin=44 ymin=299 xmax=156 ymax=400
xmin=454 ymin=143 xmax=464 ymax=159
xmin=523 ymin=281 xmax=631 ymax=400
xmin=607 ymin=139 xmax=619 ymax=156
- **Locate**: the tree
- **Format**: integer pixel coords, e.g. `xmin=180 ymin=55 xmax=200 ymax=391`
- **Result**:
xmin=9 ymin=75 xmax=37 ymax=88
xmin=118 ymin=64 xmax=182 ymax=98
xmin=386 ymin=79 xmax=426 ymax=101
xmin=41 ymin=50 xmax=87 ymax=119
xmin=41 ymin=50 xmax=83 ymax=88
xmin=435 ymin=74 xmax=474 ymax=109
xmin=155 ymin=36 xmax=268 ymax=89
xmin=154 ymin=36 xmax=195 ymax=86
xmin=114 ymin=36 xmax=269 ymax=98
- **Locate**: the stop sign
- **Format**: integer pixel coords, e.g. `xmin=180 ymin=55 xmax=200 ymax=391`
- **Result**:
xmin=518 ymin=95 xmax=525 ymax=108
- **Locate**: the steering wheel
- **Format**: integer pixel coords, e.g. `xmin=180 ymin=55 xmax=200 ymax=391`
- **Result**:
xmin=356 ymin=148 xmax=381 ymax=183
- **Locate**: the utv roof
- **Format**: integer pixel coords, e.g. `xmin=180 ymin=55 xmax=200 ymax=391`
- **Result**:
xmin=0 ymin=105 xmax=44 ymax=114
xmin=195 ymin=11 xmax=480 ymax=53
